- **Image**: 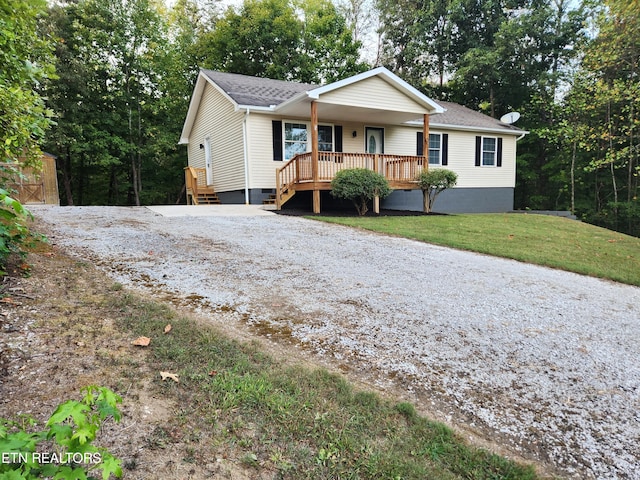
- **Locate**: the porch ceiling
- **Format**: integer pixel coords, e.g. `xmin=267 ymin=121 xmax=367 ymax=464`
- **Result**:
xmin=274 ymin=100 xmax=423 ymax=126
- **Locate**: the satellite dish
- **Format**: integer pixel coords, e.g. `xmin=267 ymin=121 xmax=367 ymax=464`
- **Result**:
xmin=500 ymin=112 xmax=521 ymax=124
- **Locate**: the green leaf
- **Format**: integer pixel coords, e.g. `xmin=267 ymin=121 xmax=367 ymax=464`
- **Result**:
xmin=96 ymin=454 xmax=122 ymax=480
xmin=47 ymin=401 xmax=90 ymax=429
xmin=53 ymin=465 xmax=88 ymax=480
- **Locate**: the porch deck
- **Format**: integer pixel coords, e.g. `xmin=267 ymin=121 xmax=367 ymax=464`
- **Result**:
xmin=184 ymin=153 xmax=427 ymax=210
xmin=276 ymin=152 xmax=425 ymax=209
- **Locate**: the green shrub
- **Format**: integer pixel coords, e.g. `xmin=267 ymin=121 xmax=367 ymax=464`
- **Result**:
xmin=330 ymin=168 xmax=391 ymax=215
xmin=415 ymin=169 xmax=458 ymax=213
xmin=0 ymin=386 xmax=123 ymax=479
xmin=0 ymin=188 xmax=41 ymax=275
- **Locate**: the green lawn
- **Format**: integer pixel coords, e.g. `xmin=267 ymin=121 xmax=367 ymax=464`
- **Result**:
xmin=312 ymin=213 xmax=640 ymax=286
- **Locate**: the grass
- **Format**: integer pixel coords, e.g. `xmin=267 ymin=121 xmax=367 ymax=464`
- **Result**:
xmin=111 ymin=292 xmax=540 ymax=479
xmin=310 ymin=213 xmax=640 ymax=286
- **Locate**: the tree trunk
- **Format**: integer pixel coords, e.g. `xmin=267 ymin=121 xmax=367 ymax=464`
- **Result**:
xmin=61 ymin=147 xmax=74 ymax=206
xmin=571 ymin=140 xmax=576 ymax=214
xmin=422 ymin=189 xmax=431 ymax=213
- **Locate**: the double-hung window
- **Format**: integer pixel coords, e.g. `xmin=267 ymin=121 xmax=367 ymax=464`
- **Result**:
xmin=417 ymin=132 xmax=448 ymax=165
xmin=482 ymin=137 xmax=497 ymax=166
xmin=428 ymin=133 xmax=442 ymax=165
xmin=284 ymin=123 xmax=308 ymax=161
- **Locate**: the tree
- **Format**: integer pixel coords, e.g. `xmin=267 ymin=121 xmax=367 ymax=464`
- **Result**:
xmin=330 ymin=168 xmax=391 ymax=215
xmin=0 ymin=0 xmax=54 ymax=272
xmin=195 ymin=0 xmax=368 ymax=83
xmin=0 ymin=0 xmax=55 ymax=168
xmin=297 ymin=0 xmax=369 ymax=83
xmin=43 ymin=0 xmax=184 ymax=206
xmin=416 ymin=168 xmax=457 ymax=213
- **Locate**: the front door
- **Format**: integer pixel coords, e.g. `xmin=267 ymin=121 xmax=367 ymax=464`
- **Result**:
xmin=204 ymin=137 xmax=213 ymax=185
xmin=366 ymin=127 xmax=384 ymax=154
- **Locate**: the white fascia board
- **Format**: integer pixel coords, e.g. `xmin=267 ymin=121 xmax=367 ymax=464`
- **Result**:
xmin=235 ymin=104 xmax=276 ymax=113
xmin=405 ymin=119 xmax=528 ymax=137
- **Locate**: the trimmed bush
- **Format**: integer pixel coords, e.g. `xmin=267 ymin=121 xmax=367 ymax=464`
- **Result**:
xmin=331 ymin=168 xmax=392 ymax=215
xmin=416 ymin=169 xmax=458 ymax=213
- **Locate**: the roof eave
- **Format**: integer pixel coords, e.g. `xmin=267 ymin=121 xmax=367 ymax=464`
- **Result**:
xmin=406 ymin=120 xmax=528 ymax=136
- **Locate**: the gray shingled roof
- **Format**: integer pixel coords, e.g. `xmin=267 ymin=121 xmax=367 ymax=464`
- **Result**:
xmin=430 ymin=101 xmax=523 ymax=132
xmin=202 ymin=70 xmax=317 ymax=107
xmin=201 ymin=70 xmax=522 ymax=133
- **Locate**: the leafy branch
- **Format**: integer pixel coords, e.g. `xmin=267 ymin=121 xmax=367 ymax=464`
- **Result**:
xmin=0 ymin=386 xmax=123 ymax=480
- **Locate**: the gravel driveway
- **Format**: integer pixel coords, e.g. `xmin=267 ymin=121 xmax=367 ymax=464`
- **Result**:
xmin=32 ymin=205 xmax=640 ymax=479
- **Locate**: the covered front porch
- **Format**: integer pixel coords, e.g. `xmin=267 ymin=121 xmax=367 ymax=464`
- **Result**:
xmin=268 ymin=69 xmax=442 ymax=213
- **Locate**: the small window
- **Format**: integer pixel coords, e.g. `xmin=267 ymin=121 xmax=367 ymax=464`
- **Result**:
xmin=284 ymin=123 xmax=308 ymax=161
xmin=428 ymin=133 xmax=441 ymax=165
xmin=482 ymin=137 xmax=497 ymax=166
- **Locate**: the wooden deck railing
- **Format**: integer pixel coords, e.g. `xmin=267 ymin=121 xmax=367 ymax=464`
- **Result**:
xmin=276 ymin=152 xmax=426 ymax=208
xmin=184 ymin=166 xmax=208 ymax=204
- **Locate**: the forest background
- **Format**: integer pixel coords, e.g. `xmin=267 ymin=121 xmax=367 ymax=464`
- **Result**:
xmin=2 ymin=0 xmax=639 ymax=236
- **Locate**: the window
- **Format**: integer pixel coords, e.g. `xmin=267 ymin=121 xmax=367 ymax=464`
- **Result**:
xmin=284 ymin=123 xmax=308 ymax=161
xmin=482 ymin=137 xmax=497 ymax=166
xmin=475 ymin=136 xmax=502 ymax=167
xmin=417 ymin=132 xmax=448 ymax=165
xmin=428 ymin=133 xmax=441 ymax=165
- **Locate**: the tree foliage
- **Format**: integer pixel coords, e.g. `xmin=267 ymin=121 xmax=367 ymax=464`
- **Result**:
xmin=0 ymin=0 xmax=55 ymax=167
xmin=331 ymin=168 xmax=391 ymax=215
xmin=195 ymin=0 xmax=368 ymax=83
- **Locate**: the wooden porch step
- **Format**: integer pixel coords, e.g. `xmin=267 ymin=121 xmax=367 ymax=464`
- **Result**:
xmin=195 ymin=193 xmax=221 ymax=205
xmin=264 ymin=190 xmax=296 ymax=207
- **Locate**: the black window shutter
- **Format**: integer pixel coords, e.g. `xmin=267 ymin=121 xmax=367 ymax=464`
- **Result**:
xmin=417 ymin=132 xmax=424 ymax=156
xmin=442 ymin=133 xmax=449 ymax=166
xmin=475 ymin=136 xmax=481 ymax=166
xmin=497 ymin=137 xmax=503 ymax=167
xmin=335 ymin=125 xmax=343 ymax=153
xmin=272 ymin=120 xmax=283 ymax=161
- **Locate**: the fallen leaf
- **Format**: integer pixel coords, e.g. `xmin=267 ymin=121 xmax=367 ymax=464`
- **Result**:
xmin=164 ymin=324 xmax=172 ymax=334
xmin=132 ymin=336 xmax=151 ymax=346
xmin=160 ymin=371 xmax=179 ymax=382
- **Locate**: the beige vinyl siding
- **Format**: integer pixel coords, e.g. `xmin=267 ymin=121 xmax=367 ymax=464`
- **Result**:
xmin=401 ymin=127 xmax=517 ymax=188
xmin=444 ymin=130 xmax=516 ymax=188
xmin=317 ymin=76 xmax=427 ymax=114
xmin=246 ymin=113 xmax=282 ymax=189
xmin=247 ymin=116 xmax=367 ymax=189
xmin=187 ymin=83 xmax=245 ymax=192
xmin=243 ymin=113 xmax=517 ymax=190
